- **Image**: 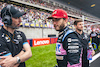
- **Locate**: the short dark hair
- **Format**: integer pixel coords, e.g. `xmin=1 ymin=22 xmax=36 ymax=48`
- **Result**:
xmin=74 ymin=19 xmax=83 ymax=25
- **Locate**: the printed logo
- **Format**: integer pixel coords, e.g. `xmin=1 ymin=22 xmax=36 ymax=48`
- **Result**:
xmin=64 ymin=14 xmax=66 ymax=17
xmin=34 ymin=40 xmax=49 ymax=45
xmin=68 ymin=38 xmax=71 ymax=42
xmin=52 ymin=11 xmax=57 ymax=15
xmin=5 ymin=37 xmax=9 ymax=40
xmin=5 ymin=36 xmax=10 ymax=42
xmin=2 ymin=33 xmax=4 ymax=37
xmin=14 ymin=39 xmax=19 ymax=44
xmin=17 ymin=35 xmax=22 ymax=39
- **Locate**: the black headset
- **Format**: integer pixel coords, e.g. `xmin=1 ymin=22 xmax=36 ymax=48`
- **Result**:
xmin=2 ymin=5 xmax=12 ymax=26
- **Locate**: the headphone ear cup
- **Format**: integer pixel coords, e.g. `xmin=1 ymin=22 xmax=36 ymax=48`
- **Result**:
xmin=2 ymin=15 xmax=12 ymax=26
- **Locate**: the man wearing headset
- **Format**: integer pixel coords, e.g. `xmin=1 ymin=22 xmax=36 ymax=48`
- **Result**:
xmin=0 ymin=5 xmax=32 ymax=67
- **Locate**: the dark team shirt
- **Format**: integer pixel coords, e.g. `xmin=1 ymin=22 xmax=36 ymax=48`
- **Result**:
xmin=56 ymin=26 xmax=83 ymax=67
xmin=0 ymin=27 xmax=27 ymax=67
xmin=75 ymin=32 xmax=90 ymax=67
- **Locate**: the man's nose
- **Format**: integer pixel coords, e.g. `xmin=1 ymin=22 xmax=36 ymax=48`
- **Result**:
xmin=53 ymin=21 xmax=57 ymax=25
xmin=19 ymin=17 xmax=22 ymax=22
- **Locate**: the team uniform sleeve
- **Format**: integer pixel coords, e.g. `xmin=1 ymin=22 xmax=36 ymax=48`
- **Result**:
xmin=0 ymin=38 xmax=11 ymax=56
xmin=21 ymin=32 xmax=28 ymax=45
xmin=63 ymin=33 xmax=82 ymax=65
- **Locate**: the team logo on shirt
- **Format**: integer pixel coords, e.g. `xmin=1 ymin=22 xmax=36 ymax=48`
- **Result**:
xmin=14 ymin=39 xmax=19 ymax=44
xmin=16 ymin=31 xmax=21 ymax=34
xmin=5 ymin=36 xmax=10 ymax=42
xmin=68 ymin=38 xmax=71 ymax=42
xmin=0 ymin=51 xmax=7 ymax=56
xmin=17 ymin=35 xmax=22 ymax=39
xmin=2 ymin=33 xmax=5 ymax=37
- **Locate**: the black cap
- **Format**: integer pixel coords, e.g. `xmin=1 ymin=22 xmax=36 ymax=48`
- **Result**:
xmin=1 ymin=5 xmax=26 ymax=18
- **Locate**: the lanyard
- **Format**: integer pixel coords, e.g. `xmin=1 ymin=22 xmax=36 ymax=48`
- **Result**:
xmin=5 ymin=34 xmax=16 ymax=44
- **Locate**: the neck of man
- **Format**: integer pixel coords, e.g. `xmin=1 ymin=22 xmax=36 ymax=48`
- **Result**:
xmin=76 ymin=29 xmax=83 ymax=35
xmin=63 ymin=23 xmax=67 ymax=30
xmin=3 ymin=25 xmax=15 ymax=34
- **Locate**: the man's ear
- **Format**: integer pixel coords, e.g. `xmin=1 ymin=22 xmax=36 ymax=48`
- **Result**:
xmin=74 ymin=25 xmax=77 ymax=28
xmin=65 ymin=19 xmax=68 ymax=23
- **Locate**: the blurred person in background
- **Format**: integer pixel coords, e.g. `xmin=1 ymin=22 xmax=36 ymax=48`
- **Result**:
xmin=90 ymin=29 xmax=98 ymax=49
xmin=74 ymin=19 xmax=95 ymax=67
xmin=97 ymin=30 xmax=100 ymax=50
xmin=0 ymin=5 xmax=32 ymax=67
xmin=47 ymin=9 xmax=83 ymax=67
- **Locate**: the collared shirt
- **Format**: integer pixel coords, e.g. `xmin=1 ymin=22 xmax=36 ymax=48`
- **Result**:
xmin=75 ymin=31 xmax=90 ymax=67
xmin=56 ymin=26 xmax=83 ymax=67
xmin=0 ymin=26 xmax=27 ymax=67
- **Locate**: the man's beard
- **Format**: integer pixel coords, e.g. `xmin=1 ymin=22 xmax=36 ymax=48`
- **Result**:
xmin=77 ymin=28 xmax=82 ymax=32
xmin=56 ymin=22 xmax=65 ymax=31
xmin=10 ymin=22 xmax=20 ymax=29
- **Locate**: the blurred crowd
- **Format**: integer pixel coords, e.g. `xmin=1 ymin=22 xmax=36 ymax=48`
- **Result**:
xmin=0 ymin=1 xmax=99 ymax=32
xmin=90 ymin=29 xmax=100 ymax=50
xmin=0 ymin=2 xmax=76 ymax=28
xmin=19 ymin=0 xmax=99 ymax=21
xmin=20 ymin=0 xmax=82 ymax=17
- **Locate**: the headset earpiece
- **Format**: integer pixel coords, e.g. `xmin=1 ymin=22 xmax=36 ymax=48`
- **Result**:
xmin=2 ymin=5 xmax=12 ymax=26
xmin=2 ymin=15 xmax=12 ymax=26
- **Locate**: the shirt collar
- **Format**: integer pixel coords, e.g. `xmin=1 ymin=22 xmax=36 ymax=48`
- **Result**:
xmin=59 ymin=26 xmax=69 ymax=35
xmin=59 ymin=26 xmax=68 ymax=32
xmin=1 ymin=26 xmax=9 ymax=34
xmin=1 ymin=26 xmax=16 ymax=36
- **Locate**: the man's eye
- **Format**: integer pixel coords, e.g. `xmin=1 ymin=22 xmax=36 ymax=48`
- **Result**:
xmin=14 ymin=17 xmax=18 ymax=19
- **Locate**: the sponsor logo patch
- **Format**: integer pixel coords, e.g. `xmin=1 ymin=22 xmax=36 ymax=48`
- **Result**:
xmin=68 ymin=38 xmax=71 ymax=42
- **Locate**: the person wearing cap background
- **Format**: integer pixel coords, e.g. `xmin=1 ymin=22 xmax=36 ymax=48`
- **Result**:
xmin=74 ymin=19 xmax=95 ymax=67
xmin=0 ymin=5 xmax=32 ymax=67
xmin=47 ymin=9 xmax=83 ymax=67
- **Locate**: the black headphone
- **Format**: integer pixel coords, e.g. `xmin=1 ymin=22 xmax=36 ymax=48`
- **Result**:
xmin=2 ymin=5 xmax=12 ymax=26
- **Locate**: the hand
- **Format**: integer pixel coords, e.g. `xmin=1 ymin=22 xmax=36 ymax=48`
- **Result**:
xmin=0 ymin=56 xmax=17 ymax=67
xmin=13 ymin=64 xmax=20 ymax=67
xmin=92 ymin=50 xmax=95 ymax=56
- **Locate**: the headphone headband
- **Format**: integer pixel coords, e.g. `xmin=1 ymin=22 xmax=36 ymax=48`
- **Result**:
xmin=6 ymin=5 xmax=12 ymax=17
xmin=6 ymin=5 xmax=11 ymax=9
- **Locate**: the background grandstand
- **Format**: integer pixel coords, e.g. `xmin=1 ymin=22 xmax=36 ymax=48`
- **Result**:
xmin=0 ymin=0 xmax=100 ymax=67
xmin=0 ymin=0 xmax=100 ymax=34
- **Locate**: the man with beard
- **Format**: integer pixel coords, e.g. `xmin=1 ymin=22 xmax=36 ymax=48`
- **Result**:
xmin=74 ymin=19 xmax=95 ymax=67
xmin=47 ymin=9 xmax=83 ymax=67
xmin=0 ymin=5 xmax=32 ymax=67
